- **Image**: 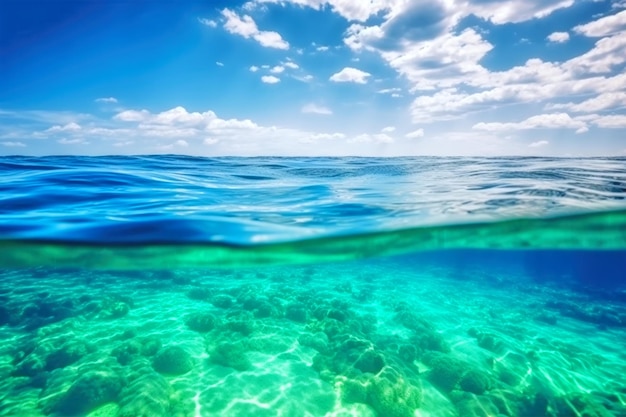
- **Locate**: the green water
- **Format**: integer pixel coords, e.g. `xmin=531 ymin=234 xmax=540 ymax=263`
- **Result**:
xmin=1 ymin=211 xmax=626 ymax=416
xmin=2 ymin=209 xmax=626 ymax=270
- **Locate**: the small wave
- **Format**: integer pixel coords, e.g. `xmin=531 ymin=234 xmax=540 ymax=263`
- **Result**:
xmin=0 ymin=155 xmax=625 ymax=245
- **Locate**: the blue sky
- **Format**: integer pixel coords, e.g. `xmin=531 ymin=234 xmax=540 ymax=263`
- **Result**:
xmin=1 ymin=0 xmax=625 ymax=156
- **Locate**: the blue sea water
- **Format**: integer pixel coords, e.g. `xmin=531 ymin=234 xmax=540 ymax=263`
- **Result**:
xmin=0 ymin=155 xmax=625 ymax=417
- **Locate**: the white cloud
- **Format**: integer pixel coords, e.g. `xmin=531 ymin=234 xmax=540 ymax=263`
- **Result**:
xmin=316 ymin=45 xmax=329 ymax=51
xmin=548 ymin=92 xmax=626 ymax=112
xmin=204 ymin=138 xmax=219 ymax=145
xmin=261 ymin=75 xmax=281 ymax=84
xmin=2 ymin=141 xmax=26 ymax=147
xmin=309 ymin=133 xmax=346 ymax=140
xmin=473 ymin=113 xmax=587 ymax=132
xmin=302 ymin=103 xmax=332 ymax=115
xmin=249 ymin=65 xmax=259 ymax=72
xmin=221 ymin=8 xmax=289 ymax=49
xmin=347 ymin=133 xmax=394 ymax=144
xmin=46 ymin=122 xmax=82 ymax=132
xmin=329 ymin=67 xmax=371 ymax=84
xmin=198 ymin=18 xmax=217 ymax=28
xmin=574 ymin=10 xmax=626 ymax=37
xmin=547 ymin=32 xmax=570 ymax=43
xmin=284 ymin=61 xmax=299 ymax=69
xmin=251 ymin=0 xmax=393 ymax=22
xmin=114 ymin=109 xmax=150 ymax=122
xmin=381 ymin=126 xmax=395 ymax=133
xmin=371 ymin=28 xmax=493 ymax=91
xmin=529 ymin=140 xmax=549 ymax=148
xmin=466 ymin=0 xmax=574 ymax=24
xmin=589 ymin=114 xmax=626 ymax=128
xmin=216 ymin=61 xmax=224 ymax=66
xmin=175 ymin=139 xmax=189 ymax=147
xmin=270 ymin=65 xmax=285 ymax=73
xmin=405 ymin=129 xmax=424 ymax=139
xmin=58 ymin=138 xmax=86 ymax=145
xmin=95 ymin=97 xmax=118 ymax=103
xmin=378 ymin=88 xmax=401 ymax=94
xmin=331 ymin=2 xmax=626 ymax=127
xmin=563 ymin=32 xmax=626 ymax=74
xmin=293 ymin=74 xmax=314 ymax=82
xmin=404 ymin=30 xmax=626 ymax=122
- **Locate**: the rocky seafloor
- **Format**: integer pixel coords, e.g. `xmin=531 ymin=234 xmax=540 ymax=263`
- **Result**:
xmin=1 ymin=256 xmax=625 ymax=417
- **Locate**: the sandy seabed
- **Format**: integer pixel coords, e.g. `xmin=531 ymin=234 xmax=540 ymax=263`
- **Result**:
xmin=1 ymin=257 xmax=625 ymax=417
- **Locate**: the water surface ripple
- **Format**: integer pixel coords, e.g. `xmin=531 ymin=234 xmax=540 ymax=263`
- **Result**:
xmin=1 ymin=155 xmax=625 ymax=244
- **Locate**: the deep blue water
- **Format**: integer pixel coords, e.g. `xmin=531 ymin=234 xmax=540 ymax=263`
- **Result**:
xmin=1 ymin=155 xmax=625 ymax=244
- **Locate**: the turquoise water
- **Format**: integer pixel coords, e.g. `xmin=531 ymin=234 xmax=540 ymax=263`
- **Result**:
xmin=1 ymin=156 xmax=625 ymax=417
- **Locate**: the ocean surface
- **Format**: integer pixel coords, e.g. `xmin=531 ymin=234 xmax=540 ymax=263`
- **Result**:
xmin=1 ymin=155 xmax=625 ymax=417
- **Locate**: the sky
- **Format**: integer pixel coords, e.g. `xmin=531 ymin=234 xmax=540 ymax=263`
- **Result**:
xmin=1 ymin=0 xmax=625 ymax=156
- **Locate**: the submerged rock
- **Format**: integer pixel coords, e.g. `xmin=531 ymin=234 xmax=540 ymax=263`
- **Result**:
xmin=185 ymin=312 xmax=219 ymax=333
xmin=211 ymin=294 xmax=234 ymax=309
xmin=54 ymin=369 xmax=123 ymax=415
xmin=459 ymin=369 xmax=492 ymax=395
xmin=423 ymin=352 xmax=467 ymax=392
xmin=354 ymin=350 xmax=385 ymax=374
xmin=46 ymin=341 xmax=92 ymax=371
xmin=152 ymin=346 xmax=194 ymax=375
xmin=285 ymin=303 xmax=308 ymax=323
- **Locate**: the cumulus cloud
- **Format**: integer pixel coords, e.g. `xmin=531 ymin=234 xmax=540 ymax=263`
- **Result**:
xmin=381 ymin=126 xmax=395 ymax=133
xmin=95 ymin=97 xmax=118 ymax=103
xmin=252 ymin=0 xmax=574 ymax=25
xmin=547 ymin=32 xmax=570 ymax=43
xmin=466 ymin=0 xmax=574 ymax=24
xmin=380 ymin=28 xmax=494 ymax=90
xmin=574 ymin=9 xmax=626 ymax=37
xmin=589 ymin=114 xmax=626 ymax=128
xmin=250 ymin=0 xmax=393 ymax=22
xmin=405 ymin=129 xmax=424 ymax=138
xmin=329 ymin=67 xmax=371 ymax=83
xmin=221 ymin=8 xmax=289 ymax=49
xmin=547 ymin=92 xmax=626 ymax=112
xmin=284 ymin=61 xmax=299 ymax=69
xmin=46 ymin=122 xmax=82 ymax=132
xmin=249 ymin=65 xmax=259 ymax=72
xmin=529 ymin=140 xmax=549 ymax=148
xmin=270 ymin=65 xmax=285 ymax=73
xmin=302 ymin=103 xmax=332 ymax=115
xmin=405 ymin=31 xmax=626 ymax=122
xmin=261 ymin=75 xmax=280 ymax=84
xmin=473 ymin=113 xmax=588 ymax=132
xmin=216 ymin=61 xmax=224 ymax=66
xmin=114 ymin=109 xmax=151 ymax=122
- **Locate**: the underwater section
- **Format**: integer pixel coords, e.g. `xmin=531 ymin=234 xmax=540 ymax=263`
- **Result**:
xmin=2 ymin=209 xmax=626 ymax=269
xmin=1 ymin=250 xmax=625 ymax=417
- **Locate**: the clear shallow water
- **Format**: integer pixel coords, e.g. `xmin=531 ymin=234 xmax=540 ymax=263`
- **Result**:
xmin=1 ymin=156 xmax=625 ymax=417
